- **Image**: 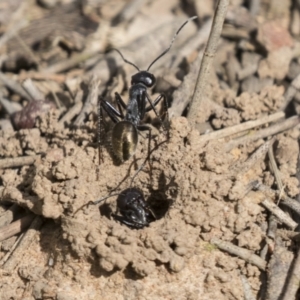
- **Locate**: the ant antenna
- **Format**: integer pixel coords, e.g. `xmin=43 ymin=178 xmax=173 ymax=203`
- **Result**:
xmin=147 ymin=16 xmax=197 ymax=71
xmin=93 ymin=193 xmax=121 ymax=205
xmin=111 ymin=48 xmax=140 ymax=72
xmin=73 ymin=192 xmax=120 ymax=216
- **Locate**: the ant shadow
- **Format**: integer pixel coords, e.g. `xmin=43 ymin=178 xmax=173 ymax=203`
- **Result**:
xmin=99 ymin=202 xmax=113 ymax=220
xmin=147 ymin=172 xmax=178 ymax=220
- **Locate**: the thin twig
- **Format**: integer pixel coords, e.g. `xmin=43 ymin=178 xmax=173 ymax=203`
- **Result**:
xmin=0 ymin=155 xmax=40 ymax=169
xmin=58 ymin=91 xmax=83 ymax=125
xmin=22 ymin=79 xmax=44 ymax=100
xmin=267 ymin=215 xmax=278 ymax=240
xmin=199 ymin=111 xmax=284 ymax=143
xmin=0 ymin=204 xmax=21 ymax=227
xmin=0 ymin=233 xmax=24 ymax=266
xmin=282 ymin=73 xmax=300 ymax=111
xmin=74 ymin=75 xmax=101 ymax=126
xmin=0 ymin=72 xmax=32 ymax=101
xmin=267 ymin=141 xmax=291 ymax=271
xmin=168 ymin=20 xmax=212 ymax=118
xmin=281 ymin=246 xmax=300 ymax=300
xmin=211 ymin=238 xmax=267 ymax=270
xmin=231 ymin=138 xmax=274 ymax=178
xmin=41 ymin=50 xmax=102 ymax=74
xmin=2 ymin=216 xmax=43 ymax=272
xmin=187 ymin=0 xmax=229 ymax=127
xmin=0 ymin=19 xmax=28 ymax=50
xmin=277 ymin=229 xmax=300 ymax=241
xmin=0 ymin=214 xmax=35 ymax=242
xmin=268 ymin=145 xmax=284 ymax=194
xmin=0 ymin=96 xmax=22 ymax=115
xmin=46 ymin=81 xmax=62 ymax=109
xmin=226 ymin=116 xmax=300 ymax=150
xmin=260 ymin=239 xmax=270 ymax=260
xmin=256 ymin=183 xmax=300 ymax=216
xmin=261 ymin=199 xmax=297 ymax=230
xmin=240 ymin=273 xmax=256 ymax=300
xmin=18 ymin=72 xmax=68 ymax=83
xmin=266 ymin=242 xmax=294 ymax=300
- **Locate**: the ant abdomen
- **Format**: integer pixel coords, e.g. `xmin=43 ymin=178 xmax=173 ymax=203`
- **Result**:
xmin=111 ymin=121 xmax=138 ymax=162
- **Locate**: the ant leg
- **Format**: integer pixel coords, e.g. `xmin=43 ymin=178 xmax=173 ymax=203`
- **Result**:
xmin=145 ymin=93 xmax=165 ymax=112
xmin=145 ymin=93 xmax=169 ymax=137
xmin=130 ymin=124 xmax=152 ymax=185
xmin=115 ymin=92 xmax=127 ymax=118
xmin=130 ymin=125 xmax=169 ymax=186
xmin=160 ymin=93 xmax=169 ymax=138
xmin=98 ymin=98 xmax=109 ymax=165
xmin=101 ymin=99 xmax=122 ymax=122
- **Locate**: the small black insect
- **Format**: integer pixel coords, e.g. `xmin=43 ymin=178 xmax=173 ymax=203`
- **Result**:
xmin=92 ymin=187 xmax=155 ymax=229
xmin=93 ymin=138 xmax=170 ymax=228
xmin=98 ymin=16 xmax=197 ymax=164
xmin=112 ymin=187 xmax=155 ymax=228
xmin=74 ymin=140 xmax=168 ymax=228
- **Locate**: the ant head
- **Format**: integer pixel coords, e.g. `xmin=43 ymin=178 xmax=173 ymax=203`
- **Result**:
xmin=131 ymin=71 xmax=156 ymax=88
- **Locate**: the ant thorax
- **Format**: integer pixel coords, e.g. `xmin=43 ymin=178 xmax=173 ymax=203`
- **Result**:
xmin=125 ymin=84 xmax=147 ymax=125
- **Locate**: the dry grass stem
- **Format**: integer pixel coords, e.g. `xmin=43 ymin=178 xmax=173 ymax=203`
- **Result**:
xmin=75 ymin=76 xmax=101 ymax=126
xmin=261 ymin=199 xmax=297 ymax=230
xmin=42 ymin=50 xmax=102 ymax=74
xmin=257 ymin=183 xmax=300 ymax=216
xmin=241 ymin=273 xmax=256 ymax=300
xmin=187 ymin=0 xmax=229 ymax=127
xmin=231 ymin=139 xmax=274 ymax=177
xmin=0 ymin=155 xmax=40 ymax=169
xmin=226 ymin=116 xmax=300 ymax=150
xmin=2 ymin=216 xmax=43 ymax=272
xmin=281 ymin=247 xmax=300 ymax=300
xmin=59 ymin=91 xmax=84 ymax=125
xmin=211 ymin=238 xmax=267 ymax=270
xmin=199 ymin=111 xmax=284 ymax=143
xmin=0 ymin=214 xmax=35 ymax=242
xmin=22 ymin=79 xmax=44 ymax=100
xmin=0 ymin=72 xmax=32 ymax=101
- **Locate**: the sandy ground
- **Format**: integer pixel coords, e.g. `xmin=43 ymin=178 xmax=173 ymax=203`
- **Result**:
xmin=0 ymin=0 xmax=300 ymax=299
xmin=1 ymin=98 xmax=299 ymax=299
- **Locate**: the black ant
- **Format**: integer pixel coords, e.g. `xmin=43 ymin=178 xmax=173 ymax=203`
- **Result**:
xmin=98 ymin=16 xmax=197 ymax=164
xmin=93 ymin=141 xmax=167 ymax=229
xmin=76 ymin=140 xmax=168 ymax=229
xmin=92 ymin=151 xmax=161 ymax=228
xmin=94 ymin=187 xmax=156 ymax=229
